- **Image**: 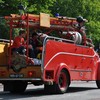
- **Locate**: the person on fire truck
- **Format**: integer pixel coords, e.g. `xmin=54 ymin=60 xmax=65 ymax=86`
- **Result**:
xmin=29 ymin=31 xmax=43 ymax=59
xmin=9 ymin=29 xmax=34 ymax=66
xmin=11 ymin=29 xmax=34 ymax=56
xmin=76 ymin=16 xmax=87 ymax=45
xmin=76 ymin=16 xmax=94 ymax=47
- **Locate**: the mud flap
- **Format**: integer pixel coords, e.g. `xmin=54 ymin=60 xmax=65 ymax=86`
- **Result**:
xmin=3 ymin=82 xmax=13 ymax=91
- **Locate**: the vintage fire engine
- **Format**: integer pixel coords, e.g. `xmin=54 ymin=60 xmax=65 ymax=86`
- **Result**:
xmin=0 ymin=13 xmax=100 ymax=94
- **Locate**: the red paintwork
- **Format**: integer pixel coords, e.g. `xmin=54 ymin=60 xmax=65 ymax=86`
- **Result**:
xmin=43 ymin=40 xmax=100 ymax=83
xmin=4 ymin=13 xmax=100 ymax=84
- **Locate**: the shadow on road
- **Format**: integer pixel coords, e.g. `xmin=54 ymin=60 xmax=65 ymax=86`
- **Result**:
xmin=67 ymin=86 xmax=97 ymax=93
xmin=0 ymin=85 xmax=98 ymax=100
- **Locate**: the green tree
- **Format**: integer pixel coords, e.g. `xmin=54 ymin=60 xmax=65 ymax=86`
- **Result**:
xmin=0 ymin=0 xmax=56 ymax=39
xmin=27 ymin=0 xmax=56 ymax=14
xmin=0 ymin=0 xmax=99 ymax=46
xmin=51 ymin=0 xmax=100 ymax=45
xmin=0 ymin=0 xmax=56 ymax=16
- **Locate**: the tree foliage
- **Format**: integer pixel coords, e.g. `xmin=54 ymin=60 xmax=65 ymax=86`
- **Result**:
xmin=0 ymin=0 xmax=100 ymax=46
xmin=0 ymin=0 xmax=56 ymax=39
xmin=0 ymin=0 xmax=56 ymax=16
xmin=51 ymin=0 xmax=100 ymax=45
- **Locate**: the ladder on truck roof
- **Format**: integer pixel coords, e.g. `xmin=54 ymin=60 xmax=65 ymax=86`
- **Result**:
xmin=5 ymin=13 xmax=80 ymax=31
xmin=5 ymin=13 xmax=88 ymax=69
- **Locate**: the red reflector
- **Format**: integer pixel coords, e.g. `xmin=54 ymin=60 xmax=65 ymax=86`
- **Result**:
xmin=0 ymin=71 xmax=6 ymax=76
xmin=28 ymin=71 xmax=34 ymax=77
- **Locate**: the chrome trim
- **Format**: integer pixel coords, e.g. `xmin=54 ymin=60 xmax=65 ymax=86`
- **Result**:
xmin=42 ymin=36 xmax=97 ymax=70
xmin=0 ymin=78 xmax=42 ymax=81
xmin=70 ymin=69 xmax=92 ymax=72
xmin=0 ymin=39 xmax=10 ymax=43
xmin=44 ymin=51 xmax=96 ymax=69
xmin=41 ymin=36 xmax=74 ymax=73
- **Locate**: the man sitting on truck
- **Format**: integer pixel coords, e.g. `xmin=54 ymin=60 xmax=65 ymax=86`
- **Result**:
xmin=11 ymin=29 xmax=42 ymax=66
xmin=11 ymin=29 xmax=27 ymax=54
xmin=76 ymin=16 xmax=88 ymax=45
xmin=29 ymin=31 xmax=43 ymax=58
xmin=11 ymin=29 xmax=34 ymax=56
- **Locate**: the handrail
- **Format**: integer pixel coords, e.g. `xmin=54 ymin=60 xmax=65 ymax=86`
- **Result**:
xmin=0 ymin=39 xmax=10 ymax=43
xmin=41 ymin=36 xmax=75 ymax=73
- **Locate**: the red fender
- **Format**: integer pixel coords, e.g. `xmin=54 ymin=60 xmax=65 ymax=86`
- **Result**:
xmin=54 ymin=63 xmax=70 ymax=84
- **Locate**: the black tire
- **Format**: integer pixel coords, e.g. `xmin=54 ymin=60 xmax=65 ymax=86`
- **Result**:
xmin=96 ymin=80 xmax=100 ymax=88
xmin=44 ymin=69 xmax=69 ymax=94
xmin=56 ymin=69 xmax=69 ymax=93
xmin=10 ymin=81 xmax=27 ymax=94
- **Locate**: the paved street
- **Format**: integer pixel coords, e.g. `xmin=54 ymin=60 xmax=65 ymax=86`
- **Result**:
xmin=0 ymin=81 xmax=100 ymax=100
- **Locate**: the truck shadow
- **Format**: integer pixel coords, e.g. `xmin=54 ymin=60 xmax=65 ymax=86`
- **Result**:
xmin=26 ymin=86 xmax=97 ymax=95
xmin=0 ymin=85 xmax=98 ymax=100
xmin=67 ymin=86 xmax=97 ymax=93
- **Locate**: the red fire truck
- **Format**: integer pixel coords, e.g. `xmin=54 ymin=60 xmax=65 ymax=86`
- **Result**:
xmin=0 ymin=13 xmax=100 ymax=94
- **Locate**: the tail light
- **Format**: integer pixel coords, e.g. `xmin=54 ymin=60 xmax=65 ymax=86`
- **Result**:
xmin=0 ymin=71 xmax=6 ymax=76
xmin=28 ymin=71 xmax=35 ymax=77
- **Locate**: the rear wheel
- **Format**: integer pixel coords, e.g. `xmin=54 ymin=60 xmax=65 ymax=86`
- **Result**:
xmin=44 ymin=69 xmax=69 ymax=94
xmin=96 ymin=80 xmax=100 ymax=88
xmin=56 ymin=69 xmax=69 ymax=93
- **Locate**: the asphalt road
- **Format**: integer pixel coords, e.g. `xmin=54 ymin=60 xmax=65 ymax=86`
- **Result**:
xmin=0 ymin=81 xmax=100 ymax=100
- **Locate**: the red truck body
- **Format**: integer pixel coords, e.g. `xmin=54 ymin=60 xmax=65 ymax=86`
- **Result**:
xmin=43 ymin=38 xmax=99 ymax=81
xmin=0 ymin=13 xmax=100 ymax=94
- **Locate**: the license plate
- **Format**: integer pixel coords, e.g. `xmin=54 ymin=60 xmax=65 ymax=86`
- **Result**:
xmin=9 ymin=74 xmax=24 ymax=78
